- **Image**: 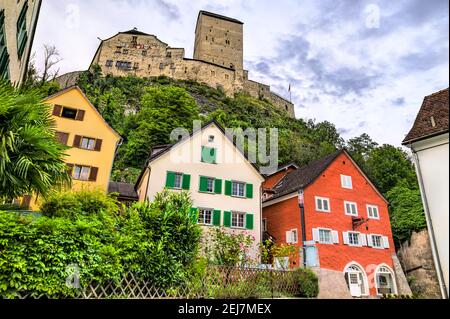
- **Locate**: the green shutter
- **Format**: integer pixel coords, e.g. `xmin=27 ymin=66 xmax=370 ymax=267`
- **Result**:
xmin=213 ymin=210 xmax=221 ymax=226
xmin=225 ymin=180 xmax=232 ymax=196
xmin=199 ymin=176 xmax=208 ymax=192
xmin=246 ymin=183 xmax=254 ymax=199
xmin=201 ymin=146 xmax=217 ymax=164
xmin=189 ymin=207 xmax=198 ymax=223
xmin=182 ymin=174 xmax=191 ymax=190
xmin=223 ymin=211 xmax=231 ymax=227
xmin=245 ymin=214 xmax=254 ymax=230
xmin=165 ymin=171 xmax=175 ymax=188
xmin=214 ymin=179 xmax=222 ymax=194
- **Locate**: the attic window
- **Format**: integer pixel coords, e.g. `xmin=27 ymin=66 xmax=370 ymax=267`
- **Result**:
xmin=430 ymin=116 xmax=437 ymax=127
xmin=208 ymin=135 xmax=215 ymax=143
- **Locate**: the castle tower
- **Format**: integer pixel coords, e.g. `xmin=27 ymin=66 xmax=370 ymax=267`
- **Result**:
xmin=193 ymin=11 xmax=244 ymax=71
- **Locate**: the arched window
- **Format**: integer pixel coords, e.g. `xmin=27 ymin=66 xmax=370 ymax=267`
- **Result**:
xmin=375 ymin=265 xmax=397 ymax=295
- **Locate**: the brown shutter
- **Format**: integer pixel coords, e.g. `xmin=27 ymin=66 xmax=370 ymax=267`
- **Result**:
xmin=61 ymin=133 xmax=69 ymax=145
xmin=94 ymin=139 xmax=103 ymax=152
xmin=75 ymin=110 xmax=85 ymax=121
xmin=21 ymin=195 xmax=32 ymax=209
xmin=52 ymin=105 xmax=62 ymax=116
xmin=66 ymin=163 xmax=74 ymax=175
xmin=89 ymin=167 xmax=98 ymax=181
xmin=73 ymin=135 xmax=81 ymax=147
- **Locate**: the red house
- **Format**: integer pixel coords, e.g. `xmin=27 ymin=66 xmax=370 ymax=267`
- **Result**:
xmin=262 ymin=150 xmax=400 ymax=297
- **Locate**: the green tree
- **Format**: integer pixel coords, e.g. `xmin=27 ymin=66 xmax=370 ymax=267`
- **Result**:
xmin=0 ymin=82 xmax=70 ymax=200
xmin=347 ymin=133 xmax=378 ymax=168
xmin=365 ymin=144 xmax=418 ymax=194
xmin=386 ymin=185 xmax=427 ymax=245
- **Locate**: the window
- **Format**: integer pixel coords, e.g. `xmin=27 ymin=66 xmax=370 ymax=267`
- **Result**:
xmin=131 ymin=36 xmax=138 ymax=45
xmin=55 ymin=132 xmax=69 ymax=145
xmin=341 ymin=175 xmax=353 ymax=189
xmin=367 ymin=205 xmax=380 ymax=219
xmin=16 ymin=3 xmax=28 ymax=59
xmin=159 ymin=63 xmax=164 ymax=70
xmin=262 ymin=219 xmax=267 ymax=232
xmin=344 ymin=201 xmax=358 ymax=216
xmin=134 ymin=62 xmax=139 ymax=69
xmin=319 ymin=229 xmax=332 ymax=244
xmin=291 ymin=229 xmax=298 ymax=244
xmin=198 ymin=209 xmax=213 ymax=225
xmin=211 ymin=70 xmax=215 ymax=76
xmin=231 ymin=211 xmax=245 ymax=228
xmin=201 ymin=146 xmax=217 ymax=164
xmin=232 ymin=181 xmax=245 ymax=197
xmin=205 ymin=177 xmax=214 ymax=193
xmin=225 ymin=74 xmax=229 ymax=80
xmin=348 ymin=232 xmax=360 ymax=246
xmin=123 ymin=49 xmax=129 ymax=54
xmin=80 ymin=137 xmax=96 ymax=150
xmin=371 ymin=235 xmax=383 ymax=248
xmin=73 ymin=165 xmax=90 ymax=181
xmin=173 ymin=173 xmax=183 ymax=189
xmin=105 ymin=60 xmax=113 ymax=67
xmin=142 ymin=50 xmax=147 ymax=56
xmin=0 ymin=10 xmax=9 ymax=80
xmin=315 ymin=196 xmax=330 ymax=212
xmin=61 ymin=107 xmax=78 ymax=119
xmin=166 ymin=52 xmax=172 ymax=58
xmin=208 ymin=135 xmax=215 ymax=143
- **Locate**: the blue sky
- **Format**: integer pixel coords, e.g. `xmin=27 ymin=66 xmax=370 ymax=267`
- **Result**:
xmin=33 ymin=0 xmax=449 ymax=146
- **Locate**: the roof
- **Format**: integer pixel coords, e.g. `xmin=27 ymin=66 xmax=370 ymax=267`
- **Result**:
xmin=135 ymin=118 xmax=264 ymax=188
xmin=403 ymin=88 xmax=449 ymax=144
xmin=263 ymin=162 xmax=299 ymax=177
xmin=108 ymin=182 xmax=138 ymax=199
xmin=198 ymin=10 xmax=243 ymax=25
xmin=44 ymin=86 xmax=122 ymax=140
xmin=122 ymin=28 xmax=151 ymax=36
xmin=265 ymin=151 xmax=342 ymax=202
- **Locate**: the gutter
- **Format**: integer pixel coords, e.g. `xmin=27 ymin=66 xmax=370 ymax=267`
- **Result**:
xmin=298 ymin=189 xmax=307 ymax=267
xmin=410 ymin=146 xmax=448 ymax=299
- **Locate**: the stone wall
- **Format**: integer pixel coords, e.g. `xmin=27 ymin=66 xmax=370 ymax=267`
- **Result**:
xmin=90 ymin=28 xmax=295 ymax=118
xmin=397 ymin=229 xmax=441 ymax=298
xmin=311 ymin=267 xmax=353 ymax=299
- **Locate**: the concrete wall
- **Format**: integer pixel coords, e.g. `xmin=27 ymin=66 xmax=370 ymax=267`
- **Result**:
xmin=412 ymin=133 xmax=449 ymax=297
xmin=0 ymin=0 xmax=41 ymax=84
xmin=397 ymin=229 xmax=442 ymax=298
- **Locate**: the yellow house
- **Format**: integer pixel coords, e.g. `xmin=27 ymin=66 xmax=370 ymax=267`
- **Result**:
xmin=22 ymin=86 xmax=121 ymax=209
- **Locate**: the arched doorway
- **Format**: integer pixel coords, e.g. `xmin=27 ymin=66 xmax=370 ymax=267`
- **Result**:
xmin=344 ymin=262 xmax=369 ymax=297
xmin=375 ymin=265 xmax=397 ymax=295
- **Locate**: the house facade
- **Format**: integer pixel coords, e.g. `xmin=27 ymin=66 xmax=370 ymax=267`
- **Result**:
xmin=262 ymin=150 xmax=400 ymax=297
xmin=0 ymin=0 xmax=41 ymax=84
xmin=402 ymin=88 xmax=449 ymax=299
xmin=135 ymin=120 xmax=264 ymax=260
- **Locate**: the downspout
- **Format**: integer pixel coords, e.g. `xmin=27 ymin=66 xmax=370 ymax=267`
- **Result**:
xmin=298 ymin=189 xmax=307 ymax=268
xmin=411 ymin=147 xmax=448 ymax=299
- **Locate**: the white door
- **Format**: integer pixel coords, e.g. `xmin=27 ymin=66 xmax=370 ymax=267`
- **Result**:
xmin=348 ymin=272 xmax=362 ymax=297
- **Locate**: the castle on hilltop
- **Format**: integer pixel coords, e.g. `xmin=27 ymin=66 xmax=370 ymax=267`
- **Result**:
xmin=89 ymin=10 xmax=295 ymax=118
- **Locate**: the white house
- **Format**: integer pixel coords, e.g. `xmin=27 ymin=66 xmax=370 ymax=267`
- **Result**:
xmin=135 ymin=119 xmax=265 ymax=260
xmin=403 ymin=88 xmax=449 ymax=299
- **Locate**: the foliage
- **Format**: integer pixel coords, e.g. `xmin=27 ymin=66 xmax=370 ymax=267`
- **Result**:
xmin=294 ymin=268 xmax=319 ymax=298
xmin=0 ymin=82 xmax=71 ymax=200
xmin=364 ymin=144 xmax=418 ymax=194
xmin=260 ymin=240 xmax=297 ymax=265
xmin=204 ymin=228 xmax=255 ymax=267
xmin=39 ymin=189 xmax=121 ymax=220
xmin=386 ymin=185 xmax=427 ymax=244
xmin=0 ymin=189 xmax=202 ymax=298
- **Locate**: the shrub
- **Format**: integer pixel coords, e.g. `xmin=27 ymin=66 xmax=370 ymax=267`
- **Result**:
xmin=295 ymin=268 xmax=319 ymax=298
xmin=40 ymin=189 xmax=120 ymax=220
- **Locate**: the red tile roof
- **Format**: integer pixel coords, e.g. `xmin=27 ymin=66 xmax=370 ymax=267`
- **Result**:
xmin=403 ymin=88 xmax=449 ymax=144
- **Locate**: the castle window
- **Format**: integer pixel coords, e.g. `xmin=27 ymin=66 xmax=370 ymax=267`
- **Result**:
xmin=123 ymin=49 xmax=128 ymax=54
xmin=285 ymin=105 xmax=289 ymax=111
xmin=211 ymin=70 xmax=215 ymax=77
xmin=206 ymin=36 xmax=208 ymax=40
xmin=142 ymin=50 xmax=147 ymax=56
xmin=185 ymin=67 xmax=188 ymax=74
xmin=105 ymin=60 xmax=113 ymax=67
xmin=166 ymin=52 xmax=172 ymax=58
xmin=159 ymin=63 xmax=164 ymax=70
xmin=131 ymin=36 xmax=138 ymax=45
xmin=225 ymin=74 xmax=229 ymax=80
xmin=148 ymin=64 xmax=151 ymax=70
xmin=134 ymin=62 xmax=139 ymax=70
xmin=212 ymin=37 xmax=215 ymax=42
xmin=225 ymin=39 xmax=230 ymax=45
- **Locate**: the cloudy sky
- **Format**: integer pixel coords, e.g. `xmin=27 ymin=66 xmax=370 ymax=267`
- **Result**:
xmin=33 ymin=0 xmax=449 ymax=147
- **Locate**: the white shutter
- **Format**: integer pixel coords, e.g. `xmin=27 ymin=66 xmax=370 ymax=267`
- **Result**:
xmin=360 ymin=234 xmax=367 ymax=246
xmin=286 ymin=231 xmax=292 ymax=244
xmin=312 ymin=228 xmax=320 ymax=242
xmin=367 ymin=234 xmax=373 ymax=247
xmin=332 ymin=230 xmax=339 ymax=244
xmin=343 ymin=232 xmax=349 ymax=245
xmin=382 ymin=236 xmax=390 ymax=249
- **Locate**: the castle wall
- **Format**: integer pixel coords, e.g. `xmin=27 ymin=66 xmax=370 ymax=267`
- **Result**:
xmin=194 ymin=12 xmax=244 ymax=71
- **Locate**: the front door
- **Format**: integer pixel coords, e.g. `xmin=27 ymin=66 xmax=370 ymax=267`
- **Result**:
xmin=348 ymin=272 xmax=362 ymax=297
